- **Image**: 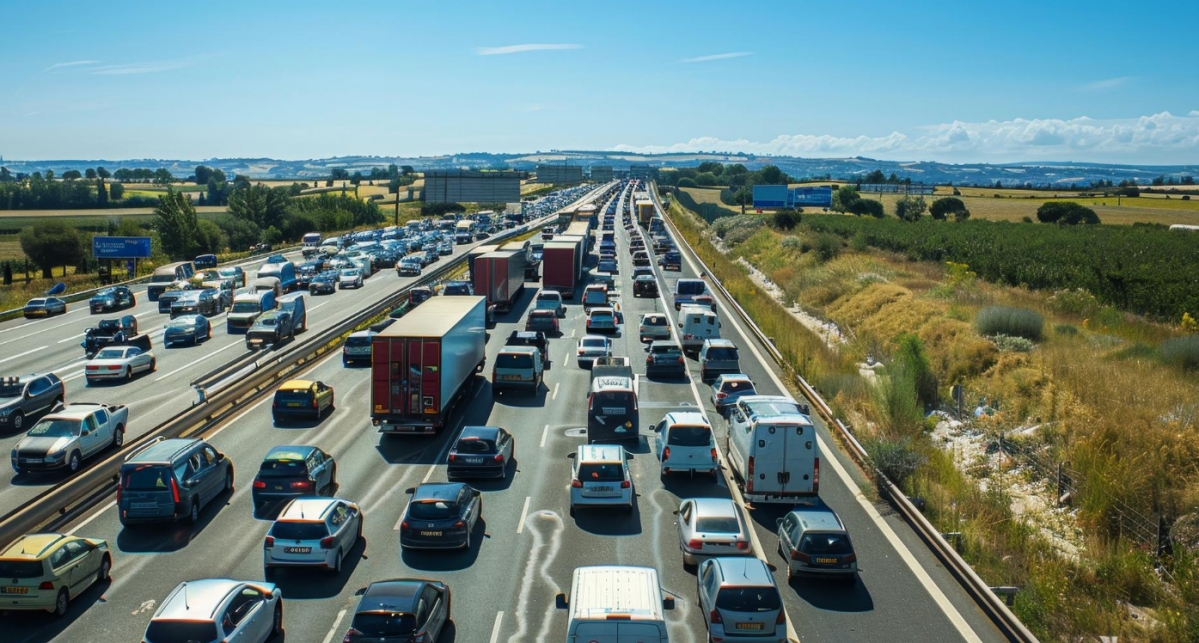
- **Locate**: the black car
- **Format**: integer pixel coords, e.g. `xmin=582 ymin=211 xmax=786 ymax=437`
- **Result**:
xmin=442 ymin=281 xmax=473 ymax=296
xmin=81 ymin=315 xmax=139 ymax=358
xmin=251 ymin=445 xmax=337 ymax=510
xmin=89 ymin=286 xmax=136 ymax=313
xmin=660 ymin=251 xmax=682 ymax=271
xmin=309 ymin=271 xmax=337 ymax=295
xmin=399 ymin=482 xmax=482 ymax=550
xmin=646 ymin=340 xmax=687 ymax=379
xmin=447 ymin=426 xmax=514 ymax=480
xmin=409 ymin=287 xmax=435 ymax=306
xmin=505 ymin=331 xmax=551 ymax=368
xmin=344 ymin=580 xmax=451 ymax=643
xmin=633 ymin=275 xmax=659 ymax=298
xmin=0 ymin=373 xmax=64 ymax=432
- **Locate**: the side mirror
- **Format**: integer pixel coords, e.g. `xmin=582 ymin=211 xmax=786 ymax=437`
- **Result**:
xmin=555 ymin=593 xmax=568 ymax=609
xmin=217 ymin=452 xmax=226 ymax=461
xmin=663 ymin=596 xmax=676 ymax=610
xmin=566 ymin=452 xmax=576 ymax=460
xmin=404 ymin=487 xmax=416 ymax=494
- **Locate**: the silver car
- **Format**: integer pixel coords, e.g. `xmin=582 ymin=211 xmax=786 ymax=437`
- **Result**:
xmin=84 ymin=345 xmax=155 ymax=384
xmin=576 ymin=335 xmax=612 ymax=368
xmin=143 ymin=578 xmax=283 ymax=643
xmin=676 ymin=498 xmax=753 ymax=568
xmin=638 ymin=313 xmax=671 ymax=343
xmin=698 ymin=557 xmax=785 ymax=642
xmin=263 ymin=497 xmax=363 ymax=575
xmin=338 ymin=268 xmax=363 ymax=289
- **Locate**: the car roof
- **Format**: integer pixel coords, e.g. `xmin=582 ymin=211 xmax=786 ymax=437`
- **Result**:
xmin=167 ymin=315 xmax=205 ymax=325
xmin=690 ymin=497 xmax=739 ymax=518
xmin=499 ymin=345 xmax=537 ymax=356
xmin=126 ymin=438 xmax=200 ymax=464
xmin=788 ymin=506 xmax=847 ymax=532
xmin=709 ymin=557 xmax=775 ymax=585
xmin=158 ymin=579 xmax=249 ymax=619
xmin=278 ymin=497 xmax=340 ymax=521
xmin=360 ymin=580 xmax=424 ymax=613
xmin=412 ymin=482 xmax=466 ymax=502
xmin=277 ymin=380 xmax=314 ymax=391
xmin=703 ymin=338 xmax=736 ymax=348
xmin=46 ymin=406 xmax=100 ymax=420
xmin=1 ymin=533 xmax=71 ymax=560
xmin=649 ymin=340 xmax=680 ymax=348
xmin=264 ymin=445 xmax=317 ymax=461
xmin=458 ymin=426 xmax=501 ymax=441
xmin=578 ymin=443 xmax=624 ymax=463
xmin=664 ymin=411 xmax=709 ymax=426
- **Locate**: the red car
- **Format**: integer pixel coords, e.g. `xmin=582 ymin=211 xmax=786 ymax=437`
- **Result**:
xmin=525 ymin=309 xmax=560 ymax=334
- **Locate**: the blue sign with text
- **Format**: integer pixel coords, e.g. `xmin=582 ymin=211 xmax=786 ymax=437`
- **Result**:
xmin=92 ymin=236 xmax=152 ymax=259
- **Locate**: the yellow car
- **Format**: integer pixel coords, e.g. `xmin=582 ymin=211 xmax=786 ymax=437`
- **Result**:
xmin=272 ymin=379 xmax=335 ymax=422
xmin=0 ymin=533 xmax=111 ymax=616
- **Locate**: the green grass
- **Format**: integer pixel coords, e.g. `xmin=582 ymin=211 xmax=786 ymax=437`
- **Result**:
xmin=976 ymin=306 xmax=1045 ymax=341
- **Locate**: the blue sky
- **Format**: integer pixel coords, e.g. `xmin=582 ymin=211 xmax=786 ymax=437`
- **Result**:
xmin=3 ymin=0 xmax=1197 ymax=163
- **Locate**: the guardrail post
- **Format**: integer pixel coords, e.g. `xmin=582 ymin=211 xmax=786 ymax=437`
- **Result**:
xmin=991 ymin=586 xmax=1018 ymax=607
xmin=943 ymin=531 xmax=963 ymax=553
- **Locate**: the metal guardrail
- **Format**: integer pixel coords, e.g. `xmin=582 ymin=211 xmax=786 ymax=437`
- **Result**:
xmin=651 ymin=186 xmax=1039 ymax=643
xmin=0 ymin=188 xmax=607 ymax=549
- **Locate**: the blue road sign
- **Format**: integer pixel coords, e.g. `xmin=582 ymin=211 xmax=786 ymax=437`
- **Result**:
xmin=92 ymin=236 xmax=152 ymax=259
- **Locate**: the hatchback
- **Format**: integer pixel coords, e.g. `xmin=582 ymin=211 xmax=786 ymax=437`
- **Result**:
xmin=569 ymin=444 xmax=633 ymax=516
xmin=777 ymin=504 xmax=858 ymax=583
xmin=710 ymin=374 xmax=757 ymax=416
xmin=676 ymin=498 xmax=753 ymax=568
xmin=271 ymin=380 xmax=334 ymax=423
xmin=251 ymin=445 xmax=337 ymax=509
xmin=447 ymin=426 xmax=514 ymax=480
xmin=263 ymin=497 xmax=362 ymax=575
xmin=343 ymin=579 xmax=451 ymax=643
xmin=638 ymin=313 xmax=671 ymax=342
xmin=646 ymin=341 xmax=686 ymax=379
xmin=143 ymin=579 xmax=283 ymax=643
xmin=399 ymin=483 xmax=482 ymax=550
xmin=653 ymin=412 xmax=718 ymax=478
xmin=576 ymin=335 xmax=612 ymax=368
xmin=0 ymin=533 xmax=111 ymax=616
xmin=698 ymin=557 xmax=786 ymax=642
xmin=582 ymin=284 xmax=609 ymax=309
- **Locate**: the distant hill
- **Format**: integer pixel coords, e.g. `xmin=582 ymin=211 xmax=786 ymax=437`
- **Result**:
xmin=3 ymin=152 xmax=1195 ymax=188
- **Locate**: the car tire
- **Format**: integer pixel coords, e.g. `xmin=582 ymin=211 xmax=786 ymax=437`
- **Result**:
xmin=10 ymin=411 xmax=23 ymax=431
xmin=97 ymin=554 xmax=112 ymax=584
xmin=125 ymin=368 xmax=133 ymax=382
xmin=149 ymin=357 xmax=157 ymax=372
xmin=68 ymin=451 xmax=82 ymax=473
xmin=326 ymin=464 xmax=337 ymax=495
xmin=329 ymin=549 xmax=342 ymax=575
xmin=52 ymin=588 xmax=69 ymax=618
xmin=271 ymin=603 xmax=283 ymax=636
xmin=112 ymin=427 xmax=124 ymax=449
xmin=224 ymin=469 xmax=234 ymax=493
xmin=188 ymin=500 xmax=200 ymax=524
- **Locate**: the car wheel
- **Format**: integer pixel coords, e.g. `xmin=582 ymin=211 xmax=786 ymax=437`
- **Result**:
xmin=329 ymin=549 xmax=342 ymax=575
xmin=97 ymin=554 xmax=112 ymax=584
xmin=112 ymin=428 xmax=124 ymax=448
xmin=10 ymin=411 xmax=23 ymax=431
xmin=52 ymin=396 xmax=64 ymax=412
xmin=224 ymin=469 xmax=234 ymax=493
xmin=125 ymin=368 xmax=133 ymax=382
xmin=271 ymin=602 xmax=283 ymax=636
xmin=326 ymin=464 xmax=337 ymax=494
xmin=149 ymin=357 xmax=157 ymax=372
xmin=189 ymin=499 xmax=200 ymax=524
xmin=52 ymin=588 xmax=69 ymax=618
xmin=68 ymin=451 xmax=82 ymax=473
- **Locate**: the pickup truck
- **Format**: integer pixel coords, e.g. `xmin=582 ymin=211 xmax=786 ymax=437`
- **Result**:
xmin=81 ymin=315 xmax=139 ymax=358
xmin=10 ymin=402 xmax=128 ymax=474
xmin=246 ymin=310 xmax=296 ymax=350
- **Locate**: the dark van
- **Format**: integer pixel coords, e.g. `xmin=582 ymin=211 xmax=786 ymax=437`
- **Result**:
xmin=117 ymin=437 xmax=234 ymax=526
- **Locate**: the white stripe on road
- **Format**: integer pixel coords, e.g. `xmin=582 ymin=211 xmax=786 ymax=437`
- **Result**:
xmin=540 ymin=424 xmax=549 ymax=448
xmin=516 ymin=498 xmax=531 ymax=535
xmin=68 ymin=499 xmax=117 ymax=535
xmin=551 ymin=382 xmax=559 ymax=400
xmin=154 ymin=341 xmax=240 ymax=381
xmin=0 ymin=347 xmax=45 ymax=365
xmin=320 ymin=609 xmax=348 ymax=643
xmin=490 ymin=611 xmax=505 ymax=643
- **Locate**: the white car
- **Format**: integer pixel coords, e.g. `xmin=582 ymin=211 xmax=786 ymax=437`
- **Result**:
xmin=264 ymin=497 xmax=363 ymax=575
xmin=84 ymin=345 xmax=155 ymax=384
xmin=638 ymin=313 xmax=671 ymax=343
xmin=338 ymin=268 xmax=363 ymax=289
xmin=576 ymin=335 xmax=612 ymax=368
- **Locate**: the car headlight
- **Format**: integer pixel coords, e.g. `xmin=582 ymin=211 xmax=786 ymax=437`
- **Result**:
xmin=46 ymin=450 xmax=66 ymax=461
xmin=0 ymin=408 xmax=11 ymax=417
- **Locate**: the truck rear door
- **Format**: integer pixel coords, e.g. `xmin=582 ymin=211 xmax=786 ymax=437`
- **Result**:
xmin=752 ymin=425 xmax=787 ymax=494
xmin=783 ymin=421 xmax=818 ymax=494
xmin=411 ymin=339 xmax=442 ymax=416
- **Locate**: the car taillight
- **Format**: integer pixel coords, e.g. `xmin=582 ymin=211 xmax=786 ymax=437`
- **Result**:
xmin=662 ymin=447 xmax=670 ymax=461
xmin=746 ymin=456 xmax=754 ymax=493
xmin=264 ymin=536 xmax=274 ymax=548
xmin=448 ymin=453 xmax=457 ymax=462
xmin=791 ymin=550 xmax=811 ymax=562
xmin=776 ymin=610 xmax=787 ymax=625
xmin=453 ymin=520 xmax=466 ymax=529
xmin=646 ymin=355 xmax=652 ymax=363
xmin=117 ymin=477 xmax=124 ymax=504
xmin=814 ymin=457 xmax=820 ymax=493
xmin=38 ymin=581 xmax=55 ymax=590
xmin=253 ymin=480 xmax=266 ymax=489
xmin=715 ymin=392 xmax=727 ymax=399
xmin=108 ymin=365 xmax=122 ymax=371
xmin=320 ymin=536 xmax=335 ymax=549
xmin=312 ymin=397 xmax=318 ymax=409
xmin=571 ymin=479 xmax=582 ymax=488
xmin=401 ymin=521 xmax=410 ymax=530
xmin=735 ymin=540 xmax=749 ymax=550
xmin=684 ymin=333 xmax=693 ymax=339
xmin=170 ymin=477 xmax=180 ymax=504
xmin=688 ymin=538 xmax=703 ymax=550
xmin=344 ymin=628 xmax=360 ymax=643
xmin=620 ymin=480 xmax=630 ymax=489
xmin=710 ymin=609 xmax=722 ymax=624
xmin=86 ymin=365 xmax=98 ymax=371
xmin=711 ymin=448 xmax=718 ymax=461
xmin=677 ymin=357 xmax=684 ymax=364
xmin=843 ymin=553 xmax=858 ymax=563
xmin=494 ymin=454 xmax=505 ymax=462
xmin=291 ymin=480 xmax=312 ymax=490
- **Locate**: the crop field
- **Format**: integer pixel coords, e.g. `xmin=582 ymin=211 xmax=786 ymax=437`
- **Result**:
xmin=869 ymin=193 xmax=1199 ymax=226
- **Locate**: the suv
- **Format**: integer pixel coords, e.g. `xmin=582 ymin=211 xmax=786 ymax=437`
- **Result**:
xmin=646 ymin=341 xmax=686 ymax=379
xmin=505 ymin=331 xmax=551 ymax=368
xmin=569 ymin=444 xmax=633 ymax=516
xmin=697 ymin=557 xmax=785 ymax=642
xmin=638 ymin=313 xmax=670 ymax=343
xmin=777 ymin=504 xmax=858 ymax=583
xmin=699 ymin=339 xmax=740 ymax=382
xmin=117 ymin=437 xmax=234 ymax=526
xmin=144 ymin=579 xmax=283 ymax=643
xmin=492 ymin=347 xmax=544 ymax=395
xmin=0 ymin=374 xmax=65 ymax=432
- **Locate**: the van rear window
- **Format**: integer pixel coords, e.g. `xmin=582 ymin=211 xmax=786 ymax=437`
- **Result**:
xmin=716 ymin=587 xmax=781 ymax=611
xmin=496 ymin=353 xmax=533 ymax=369
xmin=705 ymin=347 xmax=738 ymax=360
xmin=667 ymin=426 xmax=711 ymax=446
xmin=578 ymin=463 xmax=624 ymax=481
xmin=676 ymin=280 xmax=706 ymax=295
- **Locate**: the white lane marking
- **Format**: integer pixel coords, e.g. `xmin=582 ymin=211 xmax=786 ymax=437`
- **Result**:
xmin=0 ymin=347 xmax=45 ymax=365
xmin=490 ymin=611 xmax=505 ymax=643
xmin=52 ymin=357 xmax=87 ymax=373
xmin=308 ymin=302 xmax=327 ymax=312
xmin=506 ymin=511 xmax=565 ymax=643
xmin=562 ymin=350 xmax=568 ymax=366
xmin=57 ymin=334 xmax=82 ymax=344
xmin=540 ymin=424 xmax=549 ymax=448
xmin=320 ymin=609 xmax=348 ymax=643
xmin=0 ymin=317 xmax=84 ymax=345
xmin=664 ymin=200 xmax=980 ymax=643
xmin=68 ymin=499 xmax=117 ymax=534
xmin=633 ymin=373 xmax=640 ymax=396
xmin=61 ymin=371 xmax=87 ymax=383
xmin=154 ymin=341 xmax=240 ymax=381
xmin=516 ymin=497 xmax=531 ymax=535
xmin=551 ymin=382 xmax=559 ymax=400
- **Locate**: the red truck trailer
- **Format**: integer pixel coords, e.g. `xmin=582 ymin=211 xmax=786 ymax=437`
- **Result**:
xmin=542 ymin=237 xmax=583 ymax=299
xmin=473 ymin=250 xmax=526 ymax=313
xmin=467 ymin=244 xmax=501 ymax=284
xmin=370 ymin=296 xmax=487 ymax=435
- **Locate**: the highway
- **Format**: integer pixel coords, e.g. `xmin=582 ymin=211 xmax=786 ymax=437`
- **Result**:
xmin=3 ymin=181 xmax=1007 ymax=643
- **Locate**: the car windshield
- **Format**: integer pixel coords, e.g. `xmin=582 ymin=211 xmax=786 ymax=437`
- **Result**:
xmin=496 ymin=353 xmax=533 ymax=369
xmin=26 ymin=299 xmax=46 ymax=306
xmin=696 ymin=516 xmax=741 ymax=533
xmin=579 ymin=463 xmax=624 ymax=481
xmin=259 ymin=317 xmax=279 ymax=327
xmin=26 ymin=419 xmax=79 ymax=438
xmin=350 ymin=612 xmax=417 ymax=637
xmin=143 ymin=620 xmax=220 ymax=643
xmin=219 ymin=268 xmax=239 ymax=277
xmin=706 ymin=347 xmax=738 ymax=360
xmin=716 ymin=587 xmax=781 ymax=612
xmin=408 ymin=500 xmax=459 ymax=520
xmin=166 ymin=319 xmax=194 ymax=329
xmin=95 ymin=349 xmax=127 ymax=359
xmin=801 ymin=533 xmax=855 ymax=555
xmin=270 ymin=521 xmax=328 ymax=540
xmin=455 ymin=438 xmax=496 ymax=454
xmin=341 ymin=270 xmax=359 ymax=277
xmin=258 ymin=459 xmax=308 ymax=477
xmin=667 ymin=426 xmax=711 ymax=446
xmin=231 ymin=302 xmax=260 ymax=313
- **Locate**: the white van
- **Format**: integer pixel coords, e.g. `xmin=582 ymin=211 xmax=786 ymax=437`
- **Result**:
xmin=556 ymin=566 xmax=673 ymax=643
xmin=726 ymin=395 xmax=819 ymax=503
xmin=677 ymin=304 xmax=720 ymax=354
xmin=652 ymin=411 xmax=718 ymax=478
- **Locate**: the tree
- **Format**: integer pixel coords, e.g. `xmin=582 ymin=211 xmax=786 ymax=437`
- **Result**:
xmin=350 ymin=171 xmax=363 ymax=186
xmin=96 ymin=180 xmax=108 ymax=207
xmin=232 ymin=174 xmax=252 ymax=190
xmin=677 ymin=177 xmax=698 ymax=188
xmin=153 ymin=168 xmax=174 ymax=185
xmin=697 ymin=161 xmax=724 ymax=175
xmin=0 ymin=167 xmax=12 ymax=182
xmin=401 ymin=165 xmax=415 ymax=176
xmin=195 ymin=165 xmax=213 ymax=185
xmin=1036 ymin=201 xmax=1100 ymax=225
xmin=153 ymin=190 xmax=202 ymax=259
xmin=929 ymin=197 xmax=969 ymax=221
xmin=20 ymin=221 xmax=85 ymax=278
xmin=894 ymin=195 xmax=927 ymax=222
xmin=228 ymin=184 xmax=290 ymax=231
xmin=330 ymin=168 xmax=350 ymax=181
xmin=85 ymin=168 xmax=97 ymax=180
xmin=96 ymin=167 xmax=110 ymax=180
xmin=207 ymin=178 xmax=231 ymax=206
xmin=108 ymin=182 xmax=125 ymax=200
xmin=732 ymin=187 xmax=753 ymax=214
xmin=831 ymin=185 xmax=861 ymax=213
xmin=694 ymin=172 xmax=719 ymax=187
xmin=61 ymin=170 xmax=82 ymax=180
xmin=772 ymin=210 xmax=799 ymax=230
xmin=757 ymin=165 xmax=785 ymax=185
xmin=194 ymin=219 xmax=226 ymax=254
xmin=850 ymin=199 xmax=885 ymax=218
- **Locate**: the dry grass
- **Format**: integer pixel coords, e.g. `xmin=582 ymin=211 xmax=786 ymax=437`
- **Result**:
xmin=864 ymin=193 xmax=1199 ymax=226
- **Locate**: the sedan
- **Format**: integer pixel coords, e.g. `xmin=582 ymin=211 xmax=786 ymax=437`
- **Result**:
xmin=646 ymin=341 xmax=686 ymax=379
xmin=711 ymin=374 xmax=757 ymax=416
xmin=88 ymin=286 xmax=135 ymax=313
xmin=84 ymin=345 xmax=155 ymax=384
xmin=447 ymin=426 xmax=514 ymax=480
xmin=23 ymin=297 xmax=66 ymax=319
xmin=344 ymin=579 xmax=451 ymax=643
xmin=252 ymin=445 xmax=337 ymax=510
xmin=309 ymin=271 xmax=337 ymax=295
xmin=597 ymin=257 xmax=618 ymax=274
xmin=526 ymin=309 xmax=560 ymax=335
xmin=163 ymin=314 xmax=212 ymax=347
xmin=0 ymin=533 xmax=111 ymax=616
xmin=676 ymin=498 xmax=753 ymax=569
xmin=576 ymin=335 xmax=612 ymax=368
xmin=339 ymin=268 xmax=364 ymax=289
xmin=399 ymin=482 xmax=482 ymax=550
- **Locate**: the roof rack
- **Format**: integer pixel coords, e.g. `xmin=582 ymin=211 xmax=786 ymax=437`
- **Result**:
xmin=124 ymin=436 xmax=167 ymax=462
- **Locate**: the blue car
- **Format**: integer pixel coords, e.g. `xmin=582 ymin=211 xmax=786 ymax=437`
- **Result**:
xmin=89 ymin=286 xmax=136 ymax=313
xmin=163 ymin=314 xmax=212 ymax=347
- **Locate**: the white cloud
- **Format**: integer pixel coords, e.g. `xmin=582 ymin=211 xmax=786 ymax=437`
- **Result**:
xmin=90 ymin=60 xmax=190 ymax=75
xmin=44 ymin=60 xmax=100 ymax=71
xmin=612 ymin=111 xmax=1199 ymax=163
xmin=678 ymin=52 xmax=752 ymax=64
xmin=476 ymin=44 xmax=583 ymax=56
xmin=1079 ymin=76 xmax=1133 ymax=92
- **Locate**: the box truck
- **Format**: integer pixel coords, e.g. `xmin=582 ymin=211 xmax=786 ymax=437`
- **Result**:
xmin=370 ymin=297 xmax=487 ymax=435
xmin=472 ymin=250 xmax=526 ymax=313
xmin=542 ymin=237 xmax=583 ymax=299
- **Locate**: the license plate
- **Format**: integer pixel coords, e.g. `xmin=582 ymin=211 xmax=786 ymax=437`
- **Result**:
xmin=274 ymin=485 xmax=284 ymax=490
xmin=500 ymin=375 xmax=522 ymax=380
xmin=420 ymin=531 xmax=442 ymax=537
xmin=23 ymin=458 xmax=43 ymax=464
xmin=2 ymin=586 xmax=29 ymax=594
xmin=132 ymin=502 xmax=156 ymax=509
xmin=601 ymin=407 xmax=625 ymax=415
xmin=286 ymin=403 xmax=302 ymax=407
xmin=284 ymin=547 xmax=311 ymax=554
xmin=815 ymin=557 xmax=838 ymax=564
xmin=464 ymin=458 xmax=484 ymax=464
xmin=736 ymin=622 xmax=764 ymax=630
xmin=589 ymin=486 xmax=613 ymax=493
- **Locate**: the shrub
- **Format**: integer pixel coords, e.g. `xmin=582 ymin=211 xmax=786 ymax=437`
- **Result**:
xmin=929 ymin=196 xmax=969 ymax=221
xmin=894 ymin=196 xmax=928 ymax=222
xmin=712 ymin=215 xmax=762 ymax=241
xmin=1161 ymin=336 xmax=1199 ymax=370
xmin=813 ymin=233 xmax=841 ymax=263
xmin=1054 ymin=323 xmax=1079 ymax=336
xmin=851 ymin=230 xmax=869 ymax=251
xmin=863 ymin=435 xmax=926 ymax=488
xmin=1046 ymin=288 xmax=1100 ymax=316
xmin=780 ymin=236 xmax=801 ymax=251
xmin=1037 ymin=201 xmax=1100 ymax=225
xmin=991 ymin=334 xmax=1035 ymax=352
xmin=894 ymin=334 xmax=938 ymax=408
xmin=261 ymin=226 xmax=283 ymax=245
xmin=977 ymin=306 xmax=1044 ymax=341
xmin=772 ymin=210 xmax=799 ymax=231
xmin=677 ymin=177 xmax=698 ymax=188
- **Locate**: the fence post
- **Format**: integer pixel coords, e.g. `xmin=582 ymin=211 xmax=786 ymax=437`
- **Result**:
xmin=1056 ymin=462 xmax=1064 ymax=507
xmin=1158 ymin=515 xmax=1173 ymax=559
